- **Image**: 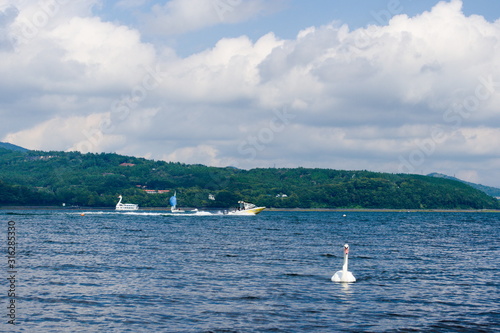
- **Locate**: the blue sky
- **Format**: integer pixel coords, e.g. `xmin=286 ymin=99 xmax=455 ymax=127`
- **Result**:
xmin=2 ymin=0 xmax=500 ymax=187
xmin=92 ymin=0 xmax=500 ymax=55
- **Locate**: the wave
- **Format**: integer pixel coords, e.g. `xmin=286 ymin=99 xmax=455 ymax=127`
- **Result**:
xmin=68 ymin=210 xmax=223 ymax=217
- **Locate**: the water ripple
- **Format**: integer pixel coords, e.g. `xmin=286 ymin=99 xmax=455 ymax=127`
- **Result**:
xmin=2 ymin=210 xmax=499 ymax=332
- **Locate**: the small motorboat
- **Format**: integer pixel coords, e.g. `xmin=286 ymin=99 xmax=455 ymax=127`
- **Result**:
xmin=227 ymin=201 xmax=265 ymax=215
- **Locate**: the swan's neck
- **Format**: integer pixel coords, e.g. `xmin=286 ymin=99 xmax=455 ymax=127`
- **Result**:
xmin=342 ymin=253 xmax=349 ymax=272
xmin=118 ymin=196 xmax=122 ymax=205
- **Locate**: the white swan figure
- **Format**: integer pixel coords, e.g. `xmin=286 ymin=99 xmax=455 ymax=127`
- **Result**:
xmin=116 ymin=195 xmax=139 ymax=211
xmin=331 ymin=244 xmax=356 ymax=283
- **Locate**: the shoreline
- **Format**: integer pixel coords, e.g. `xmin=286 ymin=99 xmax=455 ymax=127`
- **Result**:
xmin=266 ymin=208 xmax=500 ymax=213
xmin=1 ymin=206 xmax=500 ymax=213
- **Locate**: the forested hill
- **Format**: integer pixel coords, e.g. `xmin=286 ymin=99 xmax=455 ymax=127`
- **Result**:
xmin=0 ymin=142 xmax=28 ymax=152
xmin=428 ymin=172 xmax=500 ymax=197
xmin=0 ymin=148 xmax=498 ymax=209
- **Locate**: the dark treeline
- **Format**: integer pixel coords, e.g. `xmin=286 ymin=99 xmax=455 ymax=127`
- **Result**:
xmin=0 ymin=148 xmax=498 ymax=209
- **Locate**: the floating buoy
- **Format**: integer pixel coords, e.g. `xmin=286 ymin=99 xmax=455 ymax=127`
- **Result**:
xmin=80 ymin=213 xmax=85 ymax=216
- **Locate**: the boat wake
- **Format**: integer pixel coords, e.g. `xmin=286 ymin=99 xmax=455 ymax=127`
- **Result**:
xmin=70 ymin=210 xmax=223 ymax=217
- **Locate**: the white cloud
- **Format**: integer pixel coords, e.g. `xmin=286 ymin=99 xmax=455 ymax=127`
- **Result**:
xmin=0 ymin=11 xmax=162 ymax=133
xmin=455 ymin=169 xmax=480 ymax=184
xmin=161 ymin=144 xmax=222 ymax=166
xmin=115 ymin=0 xmax=148 ymax=9
xmin=158 ymin=33 xmax=283 ymax=103
xmin=3 ymin=113 xmax=120 ymax=151
xmin=2 ymin=0 xmax=500 ymax=186
xmin=48 ymin=16 xmax=158 ymax=86
xmin=142 ymin=0 xmax=278 ymax=35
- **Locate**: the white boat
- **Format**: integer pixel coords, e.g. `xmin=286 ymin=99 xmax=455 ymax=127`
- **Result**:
xmin=227 ymin=201 xmax=266 ymax=215
xmin=116 ymin=195 xmax=139 ymax=211
xmin=169 ymin=191 xmax=185 ymax=213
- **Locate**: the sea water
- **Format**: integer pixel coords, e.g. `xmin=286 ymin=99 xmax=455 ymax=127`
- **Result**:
xmin=1 ymin=210 xmax=499 ymax=332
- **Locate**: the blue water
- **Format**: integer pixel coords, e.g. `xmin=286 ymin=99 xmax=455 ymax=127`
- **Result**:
xmin=2 ymin=210 xmax=499 ymax=332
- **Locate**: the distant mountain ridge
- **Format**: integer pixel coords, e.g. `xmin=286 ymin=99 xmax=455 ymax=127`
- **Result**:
xmin=0 ymin=148 xmax=498 ymax=209
xmin=0 ymin=142 xmax=28 ymax=152
xmin=428 ymin=173 xmax=500 ymax=197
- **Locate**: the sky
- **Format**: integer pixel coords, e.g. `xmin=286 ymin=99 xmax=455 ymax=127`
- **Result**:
xmin=1 ymin=0 xmax=500 ymax=187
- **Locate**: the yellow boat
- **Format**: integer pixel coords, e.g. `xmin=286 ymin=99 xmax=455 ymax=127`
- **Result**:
xmin=228 ymin=201 xmax=266 ymax=215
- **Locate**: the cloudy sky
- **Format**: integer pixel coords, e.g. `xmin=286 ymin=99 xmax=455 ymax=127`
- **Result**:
xmin=1 ymin=0 xmax=500 ymax=187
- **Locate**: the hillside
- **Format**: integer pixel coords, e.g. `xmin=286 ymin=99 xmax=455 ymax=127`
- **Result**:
xmin=428 ymin=173 xmax=500 ymax=197
xmin=0 ymin=148 xmax=498 ymax=209
xmin=0 ymin=142 xmax=28 ymax=152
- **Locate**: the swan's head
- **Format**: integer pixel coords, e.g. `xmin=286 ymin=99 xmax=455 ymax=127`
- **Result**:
xmin=343 ymin=244 xmax=349 ymax=255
